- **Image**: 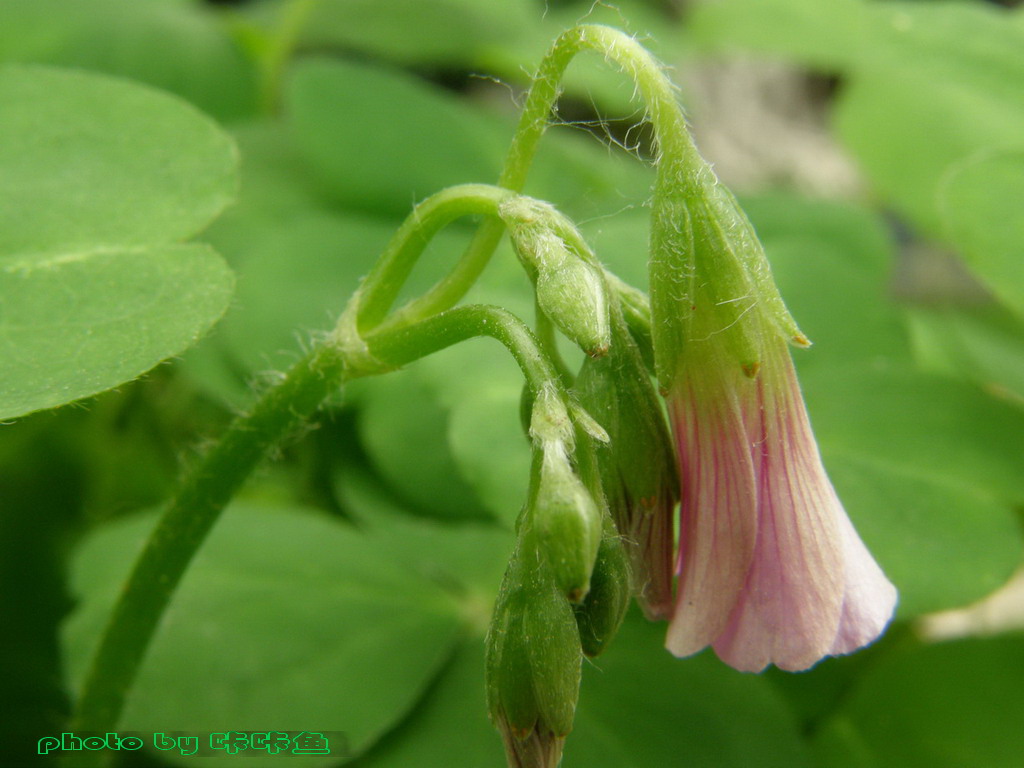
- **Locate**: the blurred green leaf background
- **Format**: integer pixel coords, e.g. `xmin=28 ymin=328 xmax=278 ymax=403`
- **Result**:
xmin=2 ymin=0 xmax=1023 ymax=766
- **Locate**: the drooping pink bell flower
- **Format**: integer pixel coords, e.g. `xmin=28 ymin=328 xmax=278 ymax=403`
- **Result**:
xmin=649 ymin=178 xmax=897 ymax=673
xmin=664 ymin=339 xmax=897 ymax=672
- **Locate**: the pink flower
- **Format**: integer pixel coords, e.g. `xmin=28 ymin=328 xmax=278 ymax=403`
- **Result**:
xmin=664 ymin=339 xmax=897 ymax=672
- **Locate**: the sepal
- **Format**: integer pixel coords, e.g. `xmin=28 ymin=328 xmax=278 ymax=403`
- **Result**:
xmin=486 ymin=539 xmax=582 ymax=768
xmin=574 ymin=521 xmax=632 ymax=657
xmin=533 ymin=443 xmax=603 ymax=602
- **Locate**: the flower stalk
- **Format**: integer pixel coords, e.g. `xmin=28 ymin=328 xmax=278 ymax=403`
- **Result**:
xmin=66 ymin=342 xmax=350 ymax=763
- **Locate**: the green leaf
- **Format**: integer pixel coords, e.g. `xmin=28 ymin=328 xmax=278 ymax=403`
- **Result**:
xmin=566 ymin=617 xmax=813 ymax=768
xmin=181 ymin=210 xmax=387 ymax=409
xmin=446 ymin=380 xmax=531 ymax=526
xmin=0 ymin=66 xmax=237 ymax=260
xmin=206 ymin=122 xmax=331 ymax=237
xmin=413 ymin=260 xmax=540 ymax=526
xmin=357 ymin=370 xmax=494 ymax=521
xmin=814 ymin=634 xmax=1024 ymax=768
xmin=0 ymin=0 xmax=258 ymax=120
xmin=218 ymin=212 xmax=395 ymax=374
xmin=866 ymin=2 xmax=1024 ymax=105
xmin=808 ymin=364 xmax=1024 ymax=511
xmin=285 ymin=56 xmax=653 ymax=222
xmin=939 ymin=150 xmax=1024 ymax=319
xmin=357 ymin=615 xmax=813 ymax=768
xmin=286 ymin=58 xmax=502 ymax=216
xmin=353 ymin=251 xmax=536 ymax=524
xmin=905 ymin=302 xmax=1024 ymax=407
xmin=691 ymin=1 xmax=1024 ymax=237
xmin=805 ymin=364 xmax=1024 ymax=616
xmin=742 ymin=194 xmax=906 ymax=366
xmin=335 ymin=468 xmax=512 ymax=620
xmin=687 ymin=0 xmax=867 ymax=69
xmin=179 ymin=122 xmax=343 ymax=407
xmin=834 ymin=4 xmax=1024 ymax=234
xmin=349 ymin=641 xmax=499 ymax=767
xmin=62 ymin=504 xmax=465 ymax=767
xmin=0 ymin=244 xmax=233 ymax=420
xmin=581 ymin=207 xmax=652 ymax=291
xmin=298 ymin=0 xmax=533 ymax=66
xmin=837 ymin=71 xmax=1022 ymax=236
xmin=0 ymin=66 xmax=238 ymax=418
xmin=214 ymin=208 xmax=484 ymax=381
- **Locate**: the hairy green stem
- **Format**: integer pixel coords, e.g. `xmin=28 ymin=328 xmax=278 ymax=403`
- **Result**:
xmin=383 ymin=24 xmax=701 ymax=331
xmin=66 ymin=343 xmax=348 ymax=766
xmin=375 ymin=217 xmax=507 ymax=334
xmin=367 ymin=304 xmax=563 ymax=400
xmin=356 ymin=184 xmax=514 ymax=331
xmin=502 ymin=25 xmax=699 ymax=192
xmin=68 ymin=183 xmax=579 ymax=760
xmin=67 ymin=309 xmax=567 ymax=765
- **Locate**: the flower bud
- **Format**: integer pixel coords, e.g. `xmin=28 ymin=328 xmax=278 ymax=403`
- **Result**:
xmin=501 ymin=196 xmax=611 ymax=357
xmin=573 ymin=523 xmax=631 ymax=657
xmin=534 ymin=252 xmax=610 ymax=357
xmin=574 ymin=309 xmax=679 ymax=619
xmin=486 ymin=543 xmax=582 ymax=768
xmin=533 ymin=444 xmax=603 ymax=603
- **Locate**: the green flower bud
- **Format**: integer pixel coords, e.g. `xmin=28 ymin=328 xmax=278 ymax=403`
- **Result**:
xmin=534 ymin=252 xmax=610 ymax=357
xmin=486 ymin=542 xmax=582 ymax=768
xmin=533 ymin=444 xmax=604 ymax=603
xmin=574 ymin=308 xmax=679 ymax=620
xmin=574 ymin=523 xmax=632 ymax=657
xmin=501 ymin=196 xmax=611 ymax=357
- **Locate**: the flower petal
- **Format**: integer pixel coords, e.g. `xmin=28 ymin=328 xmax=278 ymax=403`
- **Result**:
xmin=829 ymin=509 xmax=898 ymax=656
xmin=712 ymin=357 xmax=845 ymax=672
xmin=627 ymin=491 xmax=676 ymax=621
xmin=665 ymin=372 xmax=759 ymax=658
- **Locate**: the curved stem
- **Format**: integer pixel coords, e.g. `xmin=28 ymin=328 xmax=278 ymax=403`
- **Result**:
xmin=367 ymin=304 xmax=563 ymax=401
xmin=384 ymin=24 xmax=701 ymax=331
xmin=375 ymin=217 xmax=507 ymax=334
xmin=356 ymin=184 xmax=514 ymax=331
xmin=503 ymin=24 xmax=701 ymax=190
xmin=67 ymin=310 xmax=568 ymax=763
xmin=66 ymin=343 xmax=348 ymax=765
